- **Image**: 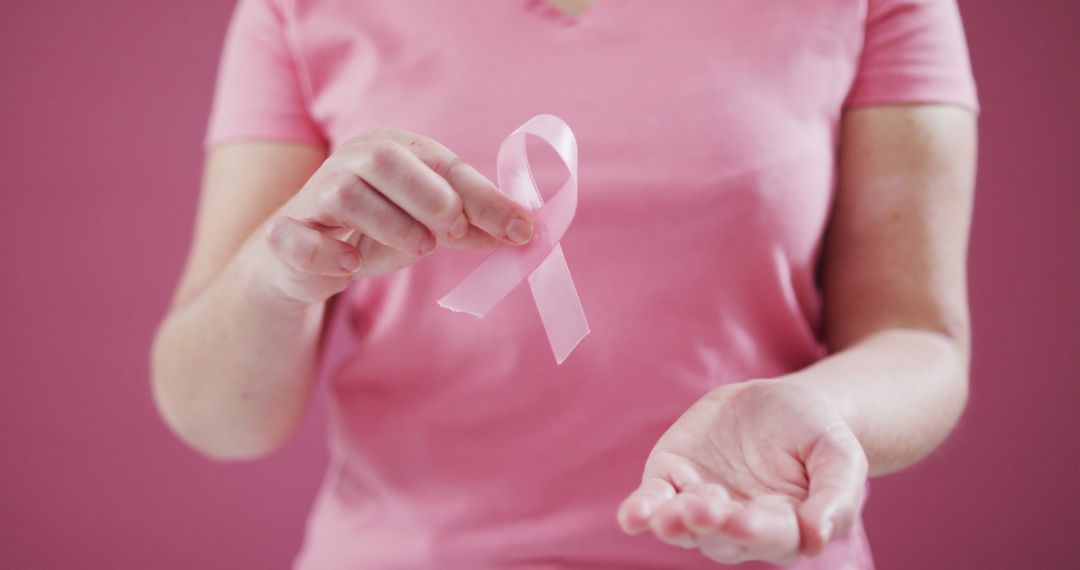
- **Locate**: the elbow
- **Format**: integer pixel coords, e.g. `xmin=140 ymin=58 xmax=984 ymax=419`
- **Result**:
xmin=887 ymin=323 xmax=972 ymax=420
xmin=187 ymin=435 xmax=287 ymax=464
xmin=897 ymin=327 xmax=971 ymax=429
xmin=189 ymin=433 xmax=287 ymax=463
xmin=926 ymin=326 xmax=971 ymax=419
xmin=162 ymin=404 xmax=288 ymax=462
xmin=149 ymin=327 xmax=293 ymax=463
xmin=905 ymin=327 xmax=972 ymax=462
xmin=151 ymin=374 xmax=292 ymax=462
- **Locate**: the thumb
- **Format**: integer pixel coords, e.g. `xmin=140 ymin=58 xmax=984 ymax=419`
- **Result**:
xmin=796 ymin=423 xmax=868 ymax=556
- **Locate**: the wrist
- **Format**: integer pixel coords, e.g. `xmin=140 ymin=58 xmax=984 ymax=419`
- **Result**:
xmin=773 ymin=372 xmax=861 ymax=435
xmin=706 ymin=376 xmax=859 ymax=431
xmin=230 ymin=237 xmax=323 ymax=318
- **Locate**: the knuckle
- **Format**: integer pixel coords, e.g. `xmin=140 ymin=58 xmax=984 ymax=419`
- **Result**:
xmin=429 ymin=153 xmax=464 ymax=181
xmin=431 ymin=188 xmax=463 ymax=221
xmin=367 ymin=141 xmax=404 ymax=174
xmin=265 ymin=217 xmax=290 ymax=251
xmin=833 ymin=510 xmax=857 ymax=537
xmin=266 ymin=219 xmax=316 ymax=267
xmin=321 ymin=178 xmax=358 ymax=214
xmin=425 ymin=156 xmax=469 ymax=213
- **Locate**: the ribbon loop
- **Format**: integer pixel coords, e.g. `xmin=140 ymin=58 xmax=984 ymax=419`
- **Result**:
xmin=437 ymin=114 xmax=590 ymax=364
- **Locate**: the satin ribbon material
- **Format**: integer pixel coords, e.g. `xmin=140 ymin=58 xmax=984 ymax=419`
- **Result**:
xmin=438 ymin=114 xmax=590 ymax=364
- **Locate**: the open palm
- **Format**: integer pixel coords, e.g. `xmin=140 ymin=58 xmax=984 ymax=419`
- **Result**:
xmin=617 ymin=380 xmax=868 ymax=565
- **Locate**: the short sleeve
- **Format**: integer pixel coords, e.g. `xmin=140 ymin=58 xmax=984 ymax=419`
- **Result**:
xmin=844 ymin=0 xmax=979 ymax=112
xmin=203 ymin=0 xmax=326 ymax=148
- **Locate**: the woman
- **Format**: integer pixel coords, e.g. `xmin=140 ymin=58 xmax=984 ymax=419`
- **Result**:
xmin=151 ymin=0 xmax=978 ymax=567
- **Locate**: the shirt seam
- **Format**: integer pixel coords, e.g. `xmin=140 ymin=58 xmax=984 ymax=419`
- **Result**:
xmin=275 ymin=0 xmax=326 ymax=144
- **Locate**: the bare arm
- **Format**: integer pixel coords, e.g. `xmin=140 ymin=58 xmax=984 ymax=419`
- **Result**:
xmin=783 ymin=104 xmax=978 ymax=476
xmin=618 ymin=104 xmax=977 ymax=563
xmin=152 ymin=132 xmax=535 ymax=461
xmin=151 ymin=142 xmax=328 ymax=460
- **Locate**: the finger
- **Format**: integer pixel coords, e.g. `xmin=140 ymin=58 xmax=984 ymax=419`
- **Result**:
xmin=394 ymin=134 xmax=536 ymax=245
xmin=649 ymin=493 xmax=699 ymax=549
xmin=617 ymin=477 xmax=676 ymax=535
xmin=352 ymin=234 xmax=414 ymax=278
xmin=797 ymin=423 xmax=868 ymax=556
xmin=723 ymin=494 xmax=800 ymax=564
xmin=698 ymin=533 xmax=750 ymax=566
xmin=266 ymin=216 xmax=363 ymax=276
xmin=438 ymin=224 xmax=502 ymax=251
xmin=315 ymin=174 xmax=436 ymax=258
xmin=679 ymin=483 xmax=739 ymax=534
xmin=342 ymin=140 xmax=470 ymax=241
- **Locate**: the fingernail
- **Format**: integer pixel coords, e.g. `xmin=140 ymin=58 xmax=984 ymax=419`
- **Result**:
xmin=448 ymin=214 xmax=469 ymax=239
xmin=419 ymin=232 xmax=437 ymax=256
xmin=505 ymin=217 xmax=533 ymax=245
xmin=339 ymin=251 xmax=361 ymax=272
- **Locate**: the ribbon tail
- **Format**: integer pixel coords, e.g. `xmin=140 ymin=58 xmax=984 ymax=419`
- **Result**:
xmin=436 ymin=246 xmax=524 ymax=317
xmin=528 ymin=245 xmax=590 ymax=364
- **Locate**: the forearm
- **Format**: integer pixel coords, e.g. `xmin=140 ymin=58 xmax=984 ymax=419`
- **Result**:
xmin=779 ymin=328 xmax=969 ymax=476
xmin=151 ymin=235 xmax=325 ymax=460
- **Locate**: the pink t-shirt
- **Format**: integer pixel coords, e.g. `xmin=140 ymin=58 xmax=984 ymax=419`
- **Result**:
xmin=206 ymin=1 xmax=978 ymax=568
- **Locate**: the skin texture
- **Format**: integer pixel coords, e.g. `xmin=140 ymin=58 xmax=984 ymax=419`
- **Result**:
xmin=151 ymin=104 xmax=976 ymax=563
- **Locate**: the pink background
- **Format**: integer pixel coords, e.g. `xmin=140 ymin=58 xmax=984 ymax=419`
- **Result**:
xmin=2 ymin=1 xmax=1077 ymax=568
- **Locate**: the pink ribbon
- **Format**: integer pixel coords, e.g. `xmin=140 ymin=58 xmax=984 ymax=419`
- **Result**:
xmin=437 ymin=114 xmax=590 ymax=364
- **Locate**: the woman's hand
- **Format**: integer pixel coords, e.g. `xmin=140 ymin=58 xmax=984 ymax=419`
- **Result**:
xmin=258 ymin=128 xmax=536 ymax=304
xmin=617 ymin=379 xmax=868 ymax=565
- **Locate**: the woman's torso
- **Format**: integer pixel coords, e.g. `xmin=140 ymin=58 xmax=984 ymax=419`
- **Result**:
xmin=290 ymin=1 xmax=874 ymax=567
